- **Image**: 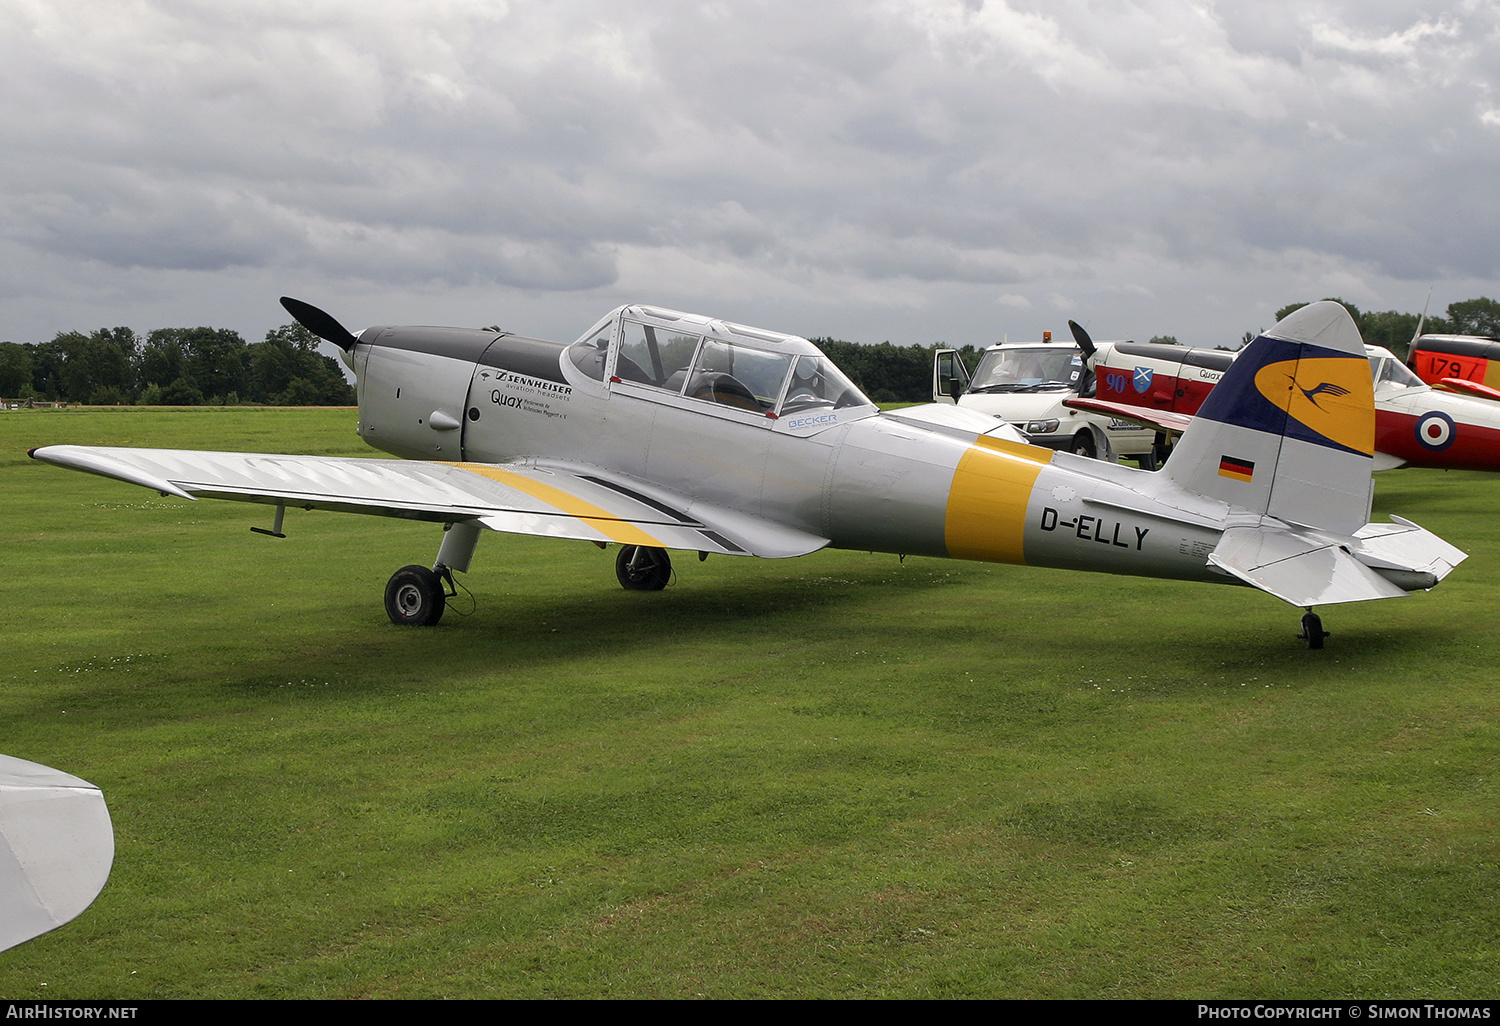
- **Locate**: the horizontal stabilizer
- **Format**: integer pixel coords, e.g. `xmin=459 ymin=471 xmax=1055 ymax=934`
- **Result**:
xmin=1435 ymin=377 xmax=1500 ymax=402
xmin=1209 ymin=526 xmax=1406 ymax=607
xmin=1062 ymin=397 xmax=1193 ymax=435
xmin=0 ymin=755 xmax=113 ymax=952
xmin=1209 ymin=514 xmax=1467 ymax=607
xmin=1353 ymin=516 xmax=1467 ymax=586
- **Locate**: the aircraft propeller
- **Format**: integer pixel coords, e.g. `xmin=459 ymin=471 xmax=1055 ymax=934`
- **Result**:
xmin=1068 ymin=319 xmax=1098 ymax=398
xmin=280 ymin=296 xmax=360 ymax=352
xmin=1067 ymin=319 xmax=1097 ymax=360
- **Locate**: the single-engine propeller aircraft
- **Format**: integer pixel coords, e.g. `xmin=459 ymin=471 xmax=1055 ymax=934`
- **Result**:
xmin=31 ymin=299 xmax=1464 ymax=647
xmin=1408 ymin=333 xmax=1500 ymax=401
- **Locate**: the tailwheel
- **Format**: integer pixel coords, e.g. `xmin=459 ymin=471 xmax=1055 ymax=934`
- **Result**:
xmin=385 ymin=565 xmax=447 ymax=626
xmin=1298 ymin=609 xmax=1328 ymax=650
xmin=615 ymin=545 xmax=672 ymax=591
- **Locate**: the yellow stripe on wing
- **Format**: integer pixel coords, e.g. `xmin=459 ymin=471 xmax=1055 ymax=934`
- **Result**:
xmin=450 ymin=463 xmax=666 ymax=547
xmin=943 ymin=436 xmax=1048 ymax=564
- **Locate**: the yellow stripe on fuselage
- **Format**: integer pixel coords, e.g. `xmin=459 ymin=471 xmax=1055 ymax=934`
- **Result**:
xmin=943 ymin=436 xmax=1050 ymax=564
xmin=449 ymin=463 xmax=666 ymax=547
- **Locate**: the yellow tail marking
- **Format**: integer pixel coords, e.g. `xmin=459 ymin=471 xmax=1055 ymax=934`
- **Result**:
xmin=944 ymin=437 xmax=1048 ymax=564
xmin=1253 ymin=356 xmax=1375 ymax=455
xmin=450 ymin=463 xmax=665 ymax=548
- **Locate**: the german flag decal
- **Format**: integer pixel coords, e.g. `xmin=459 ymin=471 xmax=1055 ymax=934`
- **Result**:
xmin=1218 ymin=455 xmax=1255 ymax=483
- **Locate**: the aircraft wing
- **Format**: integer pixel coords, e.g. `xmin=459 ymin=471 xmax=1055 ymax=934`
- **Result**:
xmin=1434 ymin=377 xmax=1500 ymax=402
xmin=29 ymin=446 xmax=828 ymax=559
xmin=0 ymin=755 xmax=113 ymax=952
xmin=1062 ymin=397 xmax=1193 ymax=435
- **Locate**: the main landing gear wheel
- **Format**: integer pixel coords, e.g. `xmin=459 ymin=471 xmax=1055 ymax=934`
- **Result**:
xmin=385 ymin=564 xmax=446 ymax=626
xmin=1299 ymin=610 xmax=1328 ymax=650
xmin=615 ymin=545 xmax=672 ymax=591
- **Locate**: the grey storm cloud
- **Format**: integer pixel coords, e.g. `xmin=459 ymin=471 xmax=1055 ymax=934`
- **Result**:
xmin=1 ymin=0 xmax=1496 ymax=347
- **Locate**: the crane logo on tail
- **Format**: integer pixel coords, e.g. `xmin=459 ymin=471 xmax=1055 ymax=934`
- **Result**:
xmin=1251 ymin=356 xmax=1374 ymax=456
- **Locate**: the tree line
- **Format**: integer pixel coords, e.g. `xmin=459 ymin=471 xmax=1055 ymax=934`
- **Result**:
xmin=1265 ymin=297 xmax=1500 ymax=359
xmin=5 ymin=296 xmax=1495 ymax=406
xmin=0 ymin=323 xmax=355 ymax=406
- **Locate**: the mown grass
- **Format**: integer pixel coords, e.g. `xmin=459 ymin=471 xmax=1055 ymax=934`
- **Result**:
xmin=1 ymin=407 xmax=1497 ymax=998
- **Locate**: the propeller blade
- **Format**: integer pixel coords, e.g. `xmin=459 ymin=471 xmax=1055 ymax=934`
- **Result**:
xmin=1067 ymin=319 xmax=1096 ymax=359
xmin=1410 ymin=287 xmax=1433 ymax=349
xmin=280 ymin=297 xmax=360 ymax=352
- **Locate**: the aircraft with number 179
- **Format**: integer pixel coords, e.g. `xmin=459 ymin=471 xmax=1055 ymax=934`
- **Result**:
xmin=30 ymin=298 xmax=1464 ymax=647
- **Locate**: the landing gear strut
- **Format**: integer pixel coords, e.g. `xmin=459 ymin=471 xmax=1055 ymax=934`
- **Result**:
xmin=1299 ymin=609 xmax=1328 ymax=650
xmin=383 ymin=521 xmax=481 ymax=626
xmin=616 ymin=545 xmax=672 ymax=591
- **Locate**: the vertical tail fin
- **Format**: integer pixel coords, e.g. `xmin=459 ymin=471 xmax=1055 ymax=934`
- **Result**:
xmin=1162 ymin=302 xmax=1375 ymax=535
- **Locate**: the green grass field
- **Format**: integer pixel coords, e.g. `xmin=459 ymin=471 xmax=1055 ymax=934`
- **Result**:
xmin=2 ymin=407 xmax=1497 ymax=998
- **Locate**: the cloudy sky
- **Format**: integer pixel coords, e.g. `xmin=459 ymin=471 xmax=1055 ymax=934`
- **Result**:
xmin=3 ymin=0 xmax=1497 ymax=352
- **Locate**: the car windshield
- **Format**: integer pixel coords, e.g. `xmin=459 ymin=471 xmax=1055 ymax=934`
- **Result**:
xmin=969 ymin=347 xmax=1081 ymax=392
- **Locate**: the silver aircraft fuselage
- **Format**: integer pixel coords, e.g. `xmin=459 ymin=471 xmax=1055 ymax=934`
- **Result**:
xmin=351 ymin=306 xmax=1247 ymax=587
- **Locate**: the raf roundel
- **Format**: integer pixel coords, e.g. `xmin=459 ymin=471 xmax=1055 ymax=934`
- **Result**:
xmin=1415 ymin=410 xmax=1456 ymax=451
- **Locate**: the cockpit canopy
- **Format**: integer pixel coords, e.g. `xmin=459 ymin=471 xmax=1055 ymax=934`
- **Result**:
xmin=567 ymin=305 xmax=874 ymax=417
xmin=1366 ymin=346 xmax=1425 ymax=392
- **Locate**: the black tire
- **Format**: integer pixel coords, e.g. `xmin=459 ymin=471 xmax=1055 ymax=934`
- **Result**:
xmin=1071 ymin=431 xmax=1096 ymax=459
xmin=615 ymin=546 xmax=671 ymax=591
xmin=385 ymin=564 xmax=446 ymax=626
xmin=1300 ymin=612 xmax=1326 ymax=650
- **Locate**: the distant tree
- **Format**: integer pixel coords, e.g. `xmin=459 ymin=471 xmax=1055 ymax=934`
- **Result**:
xmin=33 ymin=328 xmax=137 ymax=402
xmin=1275 ymin=298 xmax=1363 ymax=325
xmin=0 ymin=342 xmax=33 ymax=396
xmin=52 ymin=332 xmax=93 ymax=400
xmin=1271 ymin=299 xmax=1459 ymax=359
xmin=159 ymin=377 xmax=205 ymax=406
xmin=1445 ymin=297 xmax=1500 ymax=337
xmin=278 ymin=377 xmax=324 ymax=406
xmin=84 ymin=328 xmax=137 ymax=399
xmin=26 ymin=341 xmax=60 ymax=399
xmin=172 ymin=327 xmax=249 ymax=402
xmin=1147 ymin=335 xmax=1179 ymax=346
xmin=1359 ymin=310 xmax=1424 ymax=359
xmin=137 ymin=331 xmax=184 ymax=389
xmin=88 ymin=385 xmax=128 ymax=406
xmin=810 ymin=338 xmax=934 ymax=402
xmin=249 ymin=323 xmax=354 ymax=405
